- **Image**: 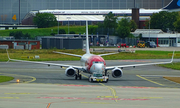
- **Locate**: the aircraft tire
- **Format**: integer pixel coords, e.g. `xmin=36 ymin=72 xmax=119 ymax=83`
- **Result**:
xmin=79 ymin=74 xmax=82 ymax=80
xmin=75 ymin=74 xmax=77 ymax=80
xmin=105 ymin=79 xmax=108 ymax=83
xmin=91 ymin=78 xmax=93 ymax=82
xmin=88 ymin=75 xmax=91 ymax=82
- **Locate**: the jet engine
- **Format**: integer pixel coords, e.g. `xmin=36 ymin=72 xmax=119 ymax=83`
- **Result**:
xmin=112 ymin=68 xmax=123 ymax=78
xmin=65 ymin=67 xmax=76 ymax=77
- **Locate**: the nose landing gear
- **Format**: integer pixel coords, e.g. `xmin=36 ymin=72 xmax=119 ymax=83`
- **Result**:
xmin=75 ymin=70 xmax=82 ymax=80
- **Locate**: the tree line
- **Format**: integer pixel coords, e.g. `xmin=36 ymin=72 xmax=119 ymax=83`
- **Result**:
xmin=145 ymin=11 xmax=180 ymax=32
xmin=88 ymin=12 xmax=137 ymax=38
xmin=28 ymin=11 xmax=180 ymax=36
xmin=10 ymin=11 xmax=180 ymax=39
xmin=91 ymin=11 xmax=180 ymax=38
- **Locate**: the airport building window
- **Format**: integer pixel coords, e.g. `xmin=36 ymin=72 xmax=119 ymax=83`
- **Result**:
xmin=78 ymin=0 xmax=84 ymax=2
xmin=178 ymin=39 xmax=180 ymax=43
xmin=113 ymin=2 xmax=119 ymax=9
xmin=18 ymin=42 xmax=26 ymax=45
xmin=64 ymin=0 xmax=70 ymax=2
xmin=30 ymin=42 xmax=37 ymax=45
xmin=120 ymin=2 xmax=126 ymax=9
xmin=114 ymin=0 xmax=119 ymax=2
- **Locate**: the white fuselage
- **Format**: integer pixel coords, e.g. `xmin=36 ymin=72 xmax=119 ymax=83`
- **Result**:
xmin=80 ymin=53 xmax=106 ymax=74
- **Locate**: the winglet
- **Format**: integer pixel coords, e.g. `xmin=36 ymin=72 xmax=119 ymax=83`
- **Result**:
xmin=171 ymin=50 xmax=175 ymax=63
xmin=6 ymin=48 xmax=10 ymax=59
xmin=6 ymin=48 xmax=10 ymax=63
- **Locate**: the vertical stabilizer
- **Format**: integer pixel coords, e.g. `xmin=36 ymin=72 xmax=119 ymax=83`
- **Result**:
xmin=163 ymin=0 xmax=180 ymax=10
xmin=86 ymin=21 xmax=90 ymax=54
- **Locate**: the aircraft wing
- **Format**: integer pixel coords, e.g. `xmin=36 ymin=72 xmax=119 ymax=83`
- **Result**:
xmin=98 ymin=52 xmax=119 ymax=56
xmin=8 ymin=58 xmax=83 ymax=70
xmin=6 ymin=49 xmax=83 ymax=70
xmin=53 ymin=51 xmax=82 ymax=57
xmin=106 ymin=51 xmax=175 ymax=70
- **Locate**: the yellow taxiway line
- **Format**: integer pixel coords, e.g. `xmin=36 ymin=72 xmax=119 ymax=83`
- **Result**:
xmin=136 ymin=75 xmax=164 ymax=86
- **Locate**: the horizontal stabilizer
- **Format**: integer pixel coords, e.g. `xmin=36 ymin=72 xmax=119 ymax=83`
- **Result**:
xmin=53 ymin=51 xmax=82 ymax=57
xmin=98 ymin=52 xmax=119 ymax=56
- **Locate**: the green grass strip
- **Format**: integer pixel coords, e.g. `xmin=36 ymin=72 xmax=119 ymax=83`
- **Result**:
xmin=0 ymin=76 xmax=14 ymax=83
xmin=158 ymin=62 xmax=180 ymax=70
xmin=0 ymin=49 xmax=180 ymax=62
xmin=0 ymin=26 xmax=86 ymax=38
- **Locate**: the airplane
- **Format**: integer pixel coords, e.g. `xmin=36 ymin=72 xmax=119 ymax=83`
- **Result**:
xmin=163 ymin=0 xmax=180 ymax=12
xmin=33 ymin=0 xmax=180 ymax=18
xmin=6 ymin=21 xmax=174 ymax=83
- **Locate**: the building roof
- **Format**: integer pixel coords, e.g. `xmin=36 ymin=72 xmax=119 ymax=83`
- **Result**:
xmin=55 ymin=15 xmax=104 ymax=21
xmin=134 ymin=29 xmax=164 ymax=34
xmin=0 ymin=39 xmax=39 ymax=42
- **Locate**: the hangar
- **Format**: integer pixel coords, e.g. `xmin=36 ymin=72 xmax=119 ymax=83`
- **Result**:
xmin=42 ymin=37 xmax=84 ymax=49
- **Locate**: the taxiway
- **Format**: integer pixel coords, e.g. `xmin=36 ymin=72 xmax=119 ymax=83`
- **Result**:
xmin=0 ymin=60 xmax=180 ymax=108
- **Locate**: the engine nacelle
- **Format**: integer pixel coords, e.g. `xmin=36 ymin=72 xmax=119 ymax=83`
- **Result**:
xmin=112 ymin=68 xmax=123 ymax=78
xmin=65 ymin=67 xmax=76 ymax=77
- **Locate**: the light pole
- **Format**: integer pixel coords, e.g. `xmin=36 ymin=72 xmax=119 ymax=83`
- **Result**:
xmin=19 ymin=0 xmax=20 ymax=25
xmin=149 ymin=18 xmax=150 ymax=41
xmin=162 ymin=0 xmax=164 ymax=8
xmin=66 ymin=17 xmax=71 ymax=34
xmin=58 ymin=15 xmax=59 ymax=34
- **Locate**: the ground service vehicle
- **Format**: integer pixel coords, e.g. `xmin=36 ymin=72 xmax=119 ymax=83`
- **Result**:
xmin=89 ymin=72 xmax=109 ymax=83
xmin=137 ymin=41 xmax=145 ymax=48
xmin=146 ymin=41 xmax=157 ymax=48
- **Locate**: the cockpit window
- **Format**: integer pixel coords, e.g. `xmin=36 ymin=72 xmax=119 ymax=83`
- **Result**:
xmin=93 ymin=61 xmax=104 ymax=64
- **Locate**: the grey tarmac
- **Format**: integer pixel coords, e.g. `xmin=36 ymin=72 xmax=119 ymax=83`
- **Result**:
xmin=0 ymin=59 xmax=180 ymax=108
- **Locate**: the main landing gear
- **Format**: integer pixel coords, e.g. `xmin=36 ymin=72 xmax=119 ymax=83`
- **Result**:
xmin=105 ymin=70 xmax=107 ymax=76
xmin=75 ymin=70 xmax=82 ymax=80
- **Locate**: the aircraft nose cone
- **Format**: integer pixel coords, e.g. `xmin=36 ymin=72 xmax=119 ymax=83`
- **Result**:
xmin=94 ymin=64 xmax=105 ymax=72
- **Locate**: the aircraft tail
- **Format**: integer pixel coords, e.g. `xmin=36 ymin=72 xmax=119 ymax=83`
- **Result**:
xmin=163 ymin=0 xmax=180 ymax=10
xmin=86 ymin=21 xmax=90 ymax=54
